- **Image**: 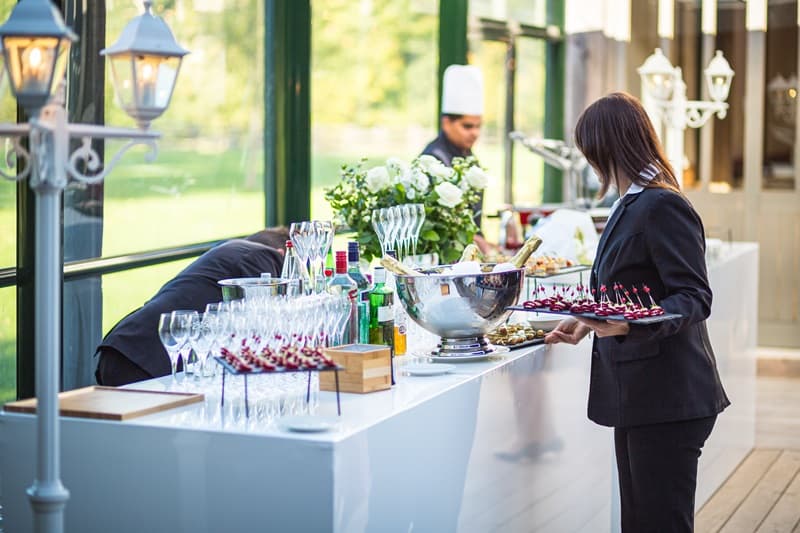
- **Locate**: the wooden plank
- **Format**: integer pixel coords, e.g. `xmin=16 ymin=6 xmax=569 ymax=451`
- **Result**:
xmin=3 ymin=386 xmax=204 ymax=421
xmin=696 ymin=449 xmax=780 ymax=533
xmin=757 ymin=452 xmax=800 ymax=533
xmin=721 ymin=450 xmax=800 ymax=533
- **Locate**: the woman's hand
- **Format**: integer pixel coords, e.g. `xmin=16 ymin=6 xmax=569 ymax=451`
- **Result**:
xmin=545 ymin=318 xmax=592 ymax=345
xmin=574 ymin=317 xmax=630 ymax=338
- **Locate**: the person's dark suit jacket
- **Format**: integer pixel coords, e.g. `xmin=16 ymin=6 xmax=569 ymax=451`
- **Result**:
xmin=97 ymin=239 xmax=283 ymax=379
xmin=421 ymin=131 xmax=483 ymax=232
xmin=589 ymin=187 xmax=730 ymax=427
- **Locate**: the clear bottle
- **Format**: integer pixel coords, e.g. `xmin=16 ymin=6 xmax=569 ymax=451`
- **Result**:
xmin=384 ymin=251 xmax=407 ymax=356
xmin=347 ymin=241 xmax=370 ymax=291
xmin=280 ymin=240 xmax=305 ymax=296
xmin=327 ymin=251 xmax=359 ymax=344
xmin=368 ymin=266 xmax=395 ymax=384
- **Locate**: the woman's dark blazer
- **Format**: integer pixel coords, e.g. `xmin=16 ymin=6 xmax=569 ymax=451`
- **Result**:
xmin=588 ymin=187 xmax=730 ymax=427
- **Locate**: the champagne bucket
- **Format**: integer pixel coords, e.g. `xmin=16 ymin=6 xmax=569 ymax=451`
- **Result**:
xmin=218 ymin=277 xmax=292 ymax=301
xmin=393 ymin=265 xmax=525 ymax=358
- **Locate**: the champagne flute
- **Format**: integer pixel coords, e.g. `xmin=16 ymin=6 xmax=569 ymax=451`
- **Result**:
xmin=158 ymin=313 xmax=182 ymax=386
xmin=170 ymin=310 xmax=198 ymax=379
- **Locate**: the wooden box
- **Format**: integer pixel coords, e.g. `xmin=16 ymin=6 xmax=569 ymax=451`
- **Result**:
xmin=320 ymin=344 xmax=392 ymax=394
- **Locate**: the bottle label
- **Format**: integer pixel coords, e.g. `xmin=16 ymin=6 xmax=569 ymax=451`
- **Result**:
xmin=377 ymin=306 xmax=393 ymax=323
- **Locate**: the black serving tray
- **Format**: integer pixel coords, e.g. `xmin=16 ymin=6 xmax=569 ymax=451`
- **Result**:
xmin=500 ymin=337 xmax=547 ymax=350
xmin=214 ymin=356 xmax=343 ymax=376
xmin=213 ymin=356 xmax=345 ymax=417
xmin=507 ymin=306 xmax=682 ymax=325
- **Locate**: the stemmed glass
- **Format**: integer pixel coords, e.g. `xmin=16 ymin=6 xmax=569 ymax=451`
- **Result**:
xmin=170 ymin=310 xmax=198 ymax=379
xmin=312 ymin=220 xmax=334 ymax=293
xmin=289 ymin=221 xmax=314 ymax=293
xmin=158 ymin=312 xmax=183 ymax=385
xmin=189 ymin=314 xmax=213 ymax=379
xmin=411 ymin=203 xmax=425 ymax=256
xmin=372 ymin=208 xmax=390 ymax=257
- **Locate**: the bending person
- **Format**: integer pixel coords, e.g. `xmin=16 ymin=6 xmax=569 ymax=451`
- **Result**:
xmin=545 ymin=92 xmax=729 ymax=532
xmin=95 ymin=227 xmax=289 ymax=387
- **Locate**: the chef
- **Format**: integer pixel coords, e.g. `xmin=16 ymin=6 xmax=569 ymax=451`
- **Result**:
xmin=421 ymin=64 xmax=493 ymax=254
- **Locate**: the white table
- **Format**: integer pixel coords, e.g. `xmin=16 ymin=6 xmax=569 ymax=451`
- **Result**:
xmin=0 ymin=243 xmax=757 ymax=533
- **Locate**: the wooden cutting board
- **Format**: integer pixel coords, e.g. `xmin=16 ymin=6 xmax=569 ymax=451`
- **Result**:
xmin=3 ymin=386 xmax=204 ymax=421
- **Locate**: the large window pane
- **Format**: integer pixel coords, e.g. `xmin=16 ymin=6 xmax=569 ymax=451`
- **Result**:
xmin=101 ymin=260 xmax=193 ymax=336
xmin=102 ymin=0 xmax=265 ymax=256
xmin=512 ymin=37 xmax=546 ymax=206
xmin=711 ymin=3 xmax=747 ymax=191
xmin=0 ymin=287 xmax=16 ymax=403
xmin=310 ymin=0 xmax=438 ymax=221
xmin=470 ymin=38 xmax=508 ymax=239
xmin=763 ymin=0 xmax=797 ymax=190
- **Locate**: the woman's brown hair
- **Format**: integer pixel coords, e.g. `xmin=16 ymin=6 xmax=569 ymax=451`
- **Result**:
xmin=574 ymin=92 xmax=681 ymax=197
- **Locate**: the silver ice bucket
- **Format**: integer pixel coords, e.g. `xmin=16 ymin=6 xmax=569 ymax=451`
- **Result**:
xmin=218 ymin=277 xmax=292 ymax=301
xmin=394 ymin=265 xmax=525 ymax=358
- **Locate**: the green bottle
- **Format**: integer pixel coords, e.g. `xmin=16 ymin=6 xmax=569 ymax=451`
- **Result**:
xmin=368 ymin=266 xmax=395 ymax=384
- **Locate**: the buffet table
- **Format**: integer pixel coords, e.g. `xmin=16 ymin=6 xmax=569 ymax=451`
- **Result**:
xmin=0 ymin=243 xmax=757 ymax=533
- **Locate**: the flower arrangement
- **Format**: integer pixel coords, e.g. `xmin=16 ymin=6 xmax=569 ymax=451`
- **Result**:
xmin=324 ymin=155 xmax=491 ymax=264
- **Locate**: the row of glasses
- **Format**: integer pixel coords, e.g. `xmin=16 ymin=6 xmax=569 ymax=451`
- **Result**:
xmin=289 ymin=220 xmax=334 ymax=294
xmin=158 ymin=292 xmax=353 ymax=422
xmin=371 ymin=204 xmax=425 ymax=259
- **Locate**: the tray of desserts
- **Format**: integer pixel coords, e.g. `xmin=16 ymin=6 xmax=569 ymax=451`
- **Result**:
xmin=509 ymin=283 xmax=682 ymax=325
xmin=215 ymin=346 xmax=343 ymax=375
xmin=487 ymin=324 xmax=548 ymax=349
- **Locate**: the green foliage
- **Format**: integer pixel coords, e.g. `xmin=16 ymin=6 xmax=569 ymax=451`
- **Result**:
xmin=325 ymin=155 xmax=488 ymax=263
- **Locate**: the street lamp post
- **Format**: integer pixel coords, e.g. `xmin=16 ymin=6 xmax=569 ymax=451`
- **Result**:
xmin=0 ymin=1 xmax=188 ymax=532
xmin=638 ymin=48 xmax=734 ymax=188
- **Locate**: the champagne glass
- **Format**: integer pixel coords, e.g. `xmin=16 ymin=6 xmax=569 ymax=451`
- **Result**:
xmin=411 ymin=203 xmax=426 ymax=257
xmin=189 ymin=314 xmax=213 ymax=380
xmin=372 ymin=208 xmax=388 ymax=257
xmin=170 ymin=310 xmax=198 ymax=379
xmin=158 ymin=312 xmax=182 ymax=385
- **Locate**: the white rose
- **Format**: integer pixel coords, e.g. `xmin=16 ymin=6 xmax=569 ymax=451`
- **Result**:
xmin=406 ymin=188 xmax=417 ymax=200
xmin=411 ymin=168 xmax=430 ymax=193
xmin=435 ymin=181 xmax=464 ymax=208
xmin=428 ymin=163 xmax=454 ymax=181
xmin=464 ymin=165 xmax=490 ymax=190
xmin=417 ymin=155 xmax=455 ymax=181
xmin=386 ymin=157 xmax=409 ymax=181
xmin=417 ymin=154 xmax=440 ymax=170
xmin=365 ymin=166 xmax=391 ymax=192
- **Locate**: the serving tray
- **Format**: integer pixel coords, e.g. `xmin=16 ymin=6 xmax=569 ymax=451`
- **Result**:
xmin=525 ymin=264 xmax=592 ymax=279
xmin=3 ymin=386 xmax=204 ymax=421
xmin=507 ymin=306 xmax=682 ymax=325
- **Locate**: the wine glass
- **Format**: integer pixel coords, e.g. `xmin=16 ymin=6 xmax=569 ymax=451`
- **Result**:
xmin=158 ymin=313 xmax=182 ymax=385
xmin=170 ymin=310 xmax=198 ymax=379
xmin=189 ymin=313 xmax=213 ymax=380
xmin=411 ymin=203 xmax=426 ymax=256
xmin=372 ymin=208 xmax=389 ymax=257
xmin=313 ymin=220 xmax=334 ymax=293
xmin=290 ymin=221 xmax=315 ymax=294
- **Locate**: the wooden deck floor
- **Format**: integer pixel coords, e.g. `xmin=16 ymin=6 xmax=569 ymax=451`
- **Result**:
xmin=696 ymin=449 xmax=800 ymax=533
xmin=696 ymin=375 xmax=800 ymax=533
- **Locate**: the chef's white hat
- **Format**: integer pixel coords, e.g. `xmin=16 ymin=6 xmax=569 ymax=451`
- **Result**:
xmin=441 ymin=64 xmax=484 ymax=116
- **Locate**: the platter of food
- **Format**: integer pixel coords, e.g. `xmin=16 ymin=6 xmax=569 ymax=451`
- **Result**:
xmin=487 ymin=323 xmax=548 ymax=349
xmin=509 ymin=283 xmax=682 ymax=325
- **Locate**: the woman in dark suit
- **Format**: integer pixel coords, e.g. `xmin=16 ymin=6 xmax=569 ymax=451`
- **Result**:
xmin=546 ymin=92 xmax=729 ymax=532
